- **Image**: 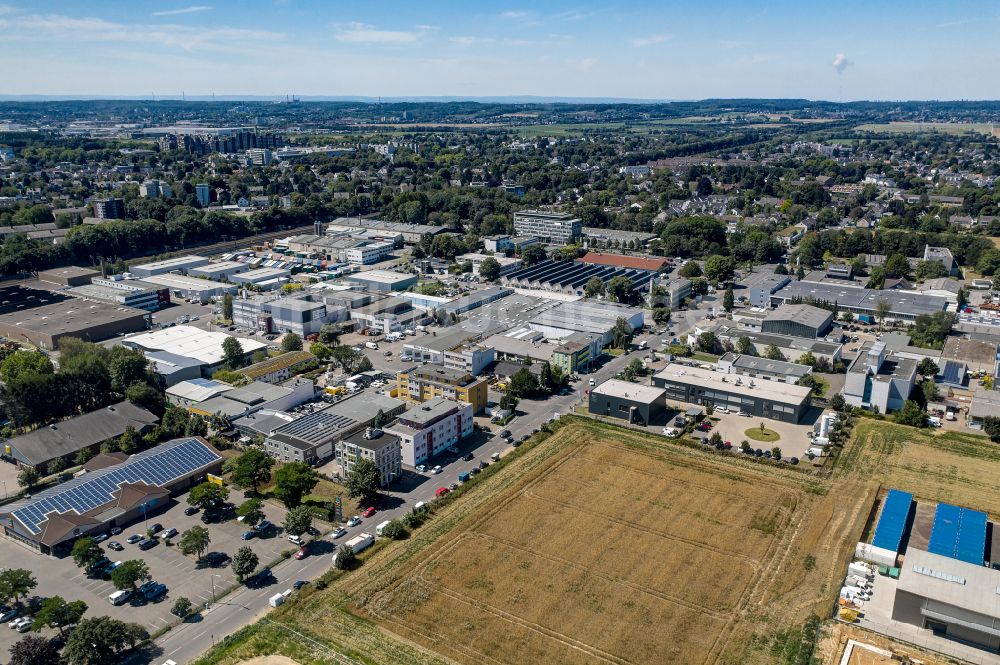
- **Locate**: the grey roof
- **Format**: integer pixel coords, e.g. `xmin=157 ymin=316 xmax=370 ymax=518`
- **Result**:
xmin=270 ymin=411 xmax=358 ymax=450
xmin=340 ymin=428 xmax=400 ymax=452
xmin=591 ymin=379 xmax=665 ymax=403
xmin=774 ymin=280 xmax=948 ymax=317
xmin=396 ymin=397 xmax=463 ymax=427
xmin=765 ymin=303 xmax=833 ymax=329
xmin=4 ymin=402 xmax=158 ymax=467
xmin=970 ymin=386 xmax=1000 ymax=419
xmin=896 ymin=547 xmax=1000 ymax=619
xmin=715 ymin=325 xmax=842 ymax=356
xmin=721 ymin=353 xmax=811 ymax=378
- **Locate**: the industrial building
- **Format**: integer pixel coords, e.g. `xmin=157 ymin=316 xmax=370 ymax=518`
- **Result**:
xmin=137 ymin=273 xmax=236 ymax=303
xmin=265 ymin=393 xmax=404 ymax=463
xmin=326 ymin=217 xmax=450 ymax=244
xmin=512 ymin=210 xmax=582 ymax=244
xmin=484 ymin=328 xmax=557 ymax=365
xmin=232 ymin=293 xmax=345 ymax=337
xmin=501 ymin=259 xmax=658 ymax=296
xmin=528 ymin=299 xmax=644 ymax=345
xmin=401 ymin=328 xmax=495 ymax=376
xmin=716 ymin=353 xmax=812 ymax=384
xmin=442 ymin=286 xmax=515 ymax=316
xmin=167 ymin=377 xmax=314 ymax=419
xmin=71 ymin=277 xmax=170 ymax=311
xmin=761 ymin=303 xmax=834 ymax=338
xmin=772 ymin=280 xmax=950 ymax=322
xmin=652 ymin=363 xmax=812 ymax=423
xmin=336 ymin=428 xmax=402 ymax=486
xmin=844 ymin=341 xmax=917 ymax=414
xmin=581 ymin=227 xmax=656 ymax=249
xmin=239 ymin=350 xmax=316 ymax=384
xmin=577 ymin=251 xmax=668 ymax=272
xmin=455 ymin=252 xmax=522 ymax=277
xmin=230 ymin=267 xmax=291 ymax=290
xmin=740 ymin=270 xmax=792 ymax=308
xmin=395 ymin=365 xmax=489 ymax=414
xmin=1 ymin=401 xmax=158 ymax=472
xmin=588 ymin=379 xmax=666 ymax=425
xmin=0 ymin=437 xmax=223 ymax=555
xmin=37 ymin=266 xmax=100 ymax=287
xmin=188 ymin=261 xmax=250 ymax=282
xmin=130 ymin=255 xmax=210 ymax=277
xmin=344 ymin=269 xmax=418 ymax=292
xmin=384 ymin=397 xmax=474 ymax=467
xmin=0 ymin=285 xmax=149 ymax=350
xmin=713 ymin=325 xmax=844 ymax=364
xmin=122 ymin=325 xmax=268 ymax=377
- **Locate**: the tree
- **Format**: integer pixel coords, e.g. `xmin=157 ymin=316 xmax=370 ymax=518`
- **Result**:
xmin=231 ymin=546 xmax=259 ymax=582
xmin=830 ymin=393 xmax=847 ymax=412
xmin=697 ymin=332 xmax=722 ymax=354
xmin=222 ymin=292 xmax=234 ymax=320
xmin=763 ymin=344 xmax=784 ymax=361
xmin=795 ymin=265 xmax=805 ymax=281
xmin=605 ymin=276 xmax=639 ymax=305
xmin=477 ymin=257 xmax=502 ymax=281
xmin=914 ymin=260 xmax=947 ymax=282
xmin=187 ymin=482 xmax=229 ymax=509
xmin=583 ymin=276 xmax=604 ymax=298
xmin=883 ymin=253 xmax=911 ymax=279
xmin=236 ymin=498 xmax=265 ymax=528
xmin=108 ymin=347 xmax=149 ymax=395
xmin=740 ymin=440 xmax=752 ymax=453
xmin=709 ymin=431 xmax=723 ymax=446
xmin=909 ymin=312 xmax=955 ymax=349
xmin=520 ymin=244 xmax=546 ymax=266
xmin=509 ymin=367 xmax=540 ymax=398
xmin=0 ymin=351 xmax=53 ymax=385
xmin=224 ymin=447 xmax=274 ymax=495
xmin=185 ymin=415 xmax=207 ymax=437
xmin=865 ymin=266 xmax=886 ymax=289
xmin=309 ymin=341 xmax=331 ymax=360
xmin=9 ymin=634 xmax=60 ymax=665
xmin=222 ymin=336 xmax=245 ymax=369
xmin=373 ymin=409 xmax=387 ymax=428
xmin=16 ymin=467 xmax=39 ymax=489
xmin=736 ymin=336 xmax=755 ymax=355
xmin=875 ymin=299 xmax=891 ymax=331
xmin=125 ymin=381 xmax=165 ymax=415
xmin=344 ymin=457 xmax=382 ymax=502
xmin=111 ymin=560 xmax=150 ymax=591
xmin=178 ymin=526 xmax=211 ymax=560
xmin=380 ymin=519 xmax=407 ymax=540
xmin=678 ymin=261 xmax=702 ymax=278
xmin=72 ymin=537 xmax=106 ymax=571
xmin=334 ymin=543 xmax=357 ymax=570
xmin=32 ymin=596 xmax=87 ymax=637
xmin=917 ymin=358 xmax=939 ymax=378
xmin=171 ymin=597 xmax=194 ymax=618
xmin=893 ymin=400 xmax=928 ymax=428
xmin=982 ymin=416 xmax=1000 ymax=443
xmin=841 ymin=311 xmax=855 ymax=324
xmin=652 ymin=307 xmax=671 ymax=325
xmin=0 ymin=569 xmax=36 ymax=605
xmin=771 ymin=447 xmax=782 ymax=460
xmin=722 ymin=285 xmax=734 ymax=312
xmin=621 ymin=357 xmax=644 ymax=382
xmin=704 ymin=255 xmax=735 ymax=284
xmin=281 ymin=332 xmax=303 ymax=352
xmin=272 ymin=462 xmax=319 ymax=508
xmin=63 ymin=616 xmax=148 ymax=665
xmin=283 ymin=506 xmax=313 ymax=537
xmin=611 ymin=316 xmax=634 ymax=350
xmin=499 ymin=392 xmax=519 ymax=412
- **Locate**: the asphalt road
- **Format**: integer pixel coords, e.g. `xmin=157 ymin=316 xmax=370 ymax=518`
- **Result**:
xmin=136 ymin=340 xmax=642 ymax=665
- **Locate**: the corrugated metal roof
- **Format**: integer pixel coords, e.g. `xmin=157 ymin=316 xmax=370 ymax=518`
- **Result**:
xmin=871 ymin=489 xmax=913 ymax=554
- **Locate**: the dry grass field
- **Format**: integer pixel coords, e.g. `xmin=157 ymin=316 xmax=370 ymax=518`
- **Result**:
xmin=834 ymin=419 xmax=1000 ymax=516
xmin=237 ymin=418 xmax=870 ymax=665
xmin=854 ymin=121 xmax=997 ymax=136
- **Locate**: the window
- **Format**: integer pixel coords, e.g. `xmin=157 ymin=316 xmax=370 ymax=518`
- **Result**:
xmin=619 ymin=404 xmax=629 ymax=413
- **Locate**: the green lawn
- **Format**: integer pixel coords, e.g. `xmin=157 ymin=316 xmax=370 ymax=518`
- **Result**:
xmin=745 ymin=427 xmax=781 ymax=443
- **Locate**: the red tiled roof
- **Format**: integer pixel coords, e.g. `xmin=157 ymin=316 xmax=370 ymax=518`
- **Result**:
xmin=578 ymin=252 xmax=666 ymax=271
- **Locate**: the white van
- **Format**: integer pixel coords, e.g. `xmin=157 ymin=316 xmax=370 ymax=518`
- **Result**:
xmin=287 ymin=534 xmax=304 ymax=546
xmin=268 ymin=593 xmax=284 ymax=608
xmin=365 ymin=342 xmax=379 ymax=350
xmin=109 ymin=590 xmax=131 ymax=605
xmin=928 ymin=416 xmax=942 ymax=427
xmin=375 ymin=520 xmax=392 ymax=537
xmin=412 ymin=501 xmax=426 ymax=513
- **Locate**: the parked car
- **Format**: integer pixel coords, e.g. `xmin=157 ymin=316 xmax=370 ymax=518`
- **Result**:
xmin=241 ymin=531 xmax=255 ymax=541
xmin=415 ymin=464 xmax=427 ymax=473
xmin=499 ymin=430 xmax=511 ymax=438
xmin=126 ymin=534 xmax=143 ymax=544
xmin=293 ymin=580 xmax=308 ymax=590
xmin=138 ymin=538 xmax=157 ymax=551
xmin=446 ymin=446 xmax=460 ymax=454
xmin=330 ymin=527 xmax=347 ymax=539
xmin=431 ymin=466 xmax=442 ymax=475
xmin=161 ymin=528 xmax=178 ymax=539
xmin=294 ymin=546 xmax=309 ymax=560
xmin=462 ymin=453 xmax=474 ymax=461
xmin=148 ymin=523 xmax=163 ymax=534
xmin=203 ymin=552 xmax=229 ymax=567
xmin=0 ymin=609 xmax=16 ymax=623
xmin=184 ymin=506 xmax=199 ymax=516
xmin=362 ymin=507 xmax=377 ymax=518
xmin=256 ymin=520 xmax=273 ymax=532
xmin=93 ymin=533 xmax=109 ymax=544
xmin=435 ymin=487 xmax=450 ymax=497
xmin=107 ymin=541 xmax=124 ymax=552
xmin=347 ymin=516 xmax=362 ymax=527
xmin=109 ymin=526 xmax=122 ymax=536
xmin=15 ymin=618 xmax=32 ymax=632
xmin=8 ymin=615 xmax=26 ymax=629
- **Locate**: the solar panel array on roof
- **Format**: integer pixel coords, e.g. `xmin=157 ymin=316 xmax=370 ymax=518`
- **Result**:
xmin=272 ymin=411 xmax=357 ymax=446
xmin=938 ymin=359 xmax=966 ymax=385
xmin=928 ymin=502 xmax=988 ymax=565
xmin=871 ymin=489 xmax=913 ymax=554
xmin=6 ymin=438 xmax=220 ymax=535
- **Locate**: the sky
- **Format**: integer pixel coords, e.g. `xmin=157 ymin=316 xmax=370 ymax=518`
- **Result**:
xmin=1 ymin=1 xmax=998 ymax=101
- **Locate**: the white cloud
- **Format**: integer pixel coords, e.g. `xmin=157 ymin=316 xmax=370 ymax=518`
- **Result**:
xmin=719 ymin=39 xmax=743 ymax=49
xmin=631 ymin=34 xmax=671 ymax=48
xmin=0 ymin=5 xmax=16 ymax=16
xmin=500 ymin=10 xmax=529 ymax=19
xmin=334 ymin=22 xmax=430 ymax=44
xmin=832 ymin=52 xmax=852 ymax=75
xmin=569 ymin=57 xmax=597 ymax=72
xmin=152 ymin=6 xmax=213 ymax=17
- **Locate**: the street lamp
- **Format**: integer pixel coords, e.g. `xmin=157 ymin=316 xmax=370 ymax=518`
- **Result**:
xmin=142 ymin=502 xmax=148 ymax=532
xmin=211 ymin=574 xmax=222 ymax=604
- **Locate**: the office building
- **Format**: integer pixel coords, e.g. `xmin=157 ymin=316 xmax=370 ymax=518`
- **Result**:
xmin=761 ymin=303 xmax=833 ymax=338
xmin=92 ymin=198 xmax=125 ymax=220
xmin=551 ymin=333 xmax=602 ymax=375
xmin=588 ymin=379 xmax=666 ymax=425
xmin=139 ymin=180 xmax=172 ymax=199
xmin=741 ymin=271 xmax=792 ymax=308
xmin=71 ymin=277 xmax=170 ymax=311
xmin=345 ymin=241 xmax=394 ymax=265
xmin=196 ymin=183 xmax=211 ymax=206
xmin=716 ymin=353 xmax=812 ymax=384
xmin=336 ymin=428 xmax=402 ymax=486
xmin=844 ymin=341 xmax=918 ymax=414
xmin=384 ymin=397 xmax=474 ymax=467
xmin=344 ymin=269 xmax=418 ymax=292
xmin=395 ymin=365 xmax=489 ymax=414
xmin=137 ymin=273 xmax=236 ymax=303
xmin=233 ymin=294 xmax=341 ymax=337
xmin=652 ymin=363 xmax=812 ymax=423
xmin=513 ymin=210 xmax=582 ymax=245
xmin=402 ymin=328 xmax=494 ymax=374
xmin=246 ymin=148 xmax=273 ymax=166
xmin=923 ymin=245 xmax=958 ymax=276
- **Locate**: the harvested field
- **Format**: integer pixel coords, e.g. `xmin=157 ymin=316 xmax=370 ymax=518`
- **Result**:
xmin=835 ymin=420 xmax=1000 ymax=516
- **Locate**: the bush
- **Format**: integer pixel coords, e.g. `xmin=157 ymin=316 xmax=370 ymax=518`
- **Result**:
xmin=380 ymin=519 xmax=408 ymax=540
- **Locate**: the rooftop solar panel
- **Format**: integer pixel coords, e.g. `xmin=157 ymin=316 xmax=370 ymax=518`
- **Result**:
xmin=871 ymin=489 xmax=913 ymax=554
xmin=5 ymin=438 xmax=220 ymax=535
xmin=928 ymin=502 xmax=988 ymax=565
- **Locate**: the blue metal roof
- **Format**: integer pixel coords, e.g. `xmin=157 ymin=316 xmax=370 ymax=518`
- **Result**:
xmin=871 ymin=489 xmax=913 ymax=554
xmin=928 ymin=503 xmax=987 ymax=565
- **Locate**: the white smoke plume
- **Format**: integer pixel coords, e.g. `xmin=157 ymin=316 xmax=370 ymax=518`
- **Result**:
xmin=832 ymin=53 xmax=852 ymax=75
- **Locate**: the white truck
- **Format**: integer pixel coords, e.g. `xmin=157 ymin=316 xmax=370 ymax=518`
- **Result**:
xmin=268 ymin=593 xmax=284 ymax=608
xmin=375 ymin=520 xmax=392 ymax=537
xmin=333 ymin=533 xmax=375 ymax=565
xmin=365 ymin=341 xmax=379 ymax=350
xmin=848 ymin=562 xmax=871 ymax=579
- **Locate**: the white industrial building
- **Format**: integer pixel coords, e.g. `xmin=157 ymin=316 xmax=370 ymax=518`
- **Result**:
xmin=188 ymin=261 xmax=250 ymax=282
xmin=230 ymin=267 xmax=291 ymax=290
xmin=844 ymin=341 xmax=917 ymax=414
xmin=384 ymin=397 xmax=474 ymax=467
xmin=233 ymin=294 xmax=346 ymax=337
xmin=122 ymin=325 xmax=268 ymax=376
xmin=527 ymin=300 xmax=644 ymax=345
xmin=455 ymin=252 xmax=522 ymax=277
xmin=137 ymin=273 xmax=236 ymax=303
xmin=130 ymin=255 xmax=209 ymax=277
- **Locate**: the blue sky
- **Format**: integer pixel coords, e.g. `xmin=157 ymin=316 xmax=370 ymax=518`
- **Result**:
xmin=1 ymin=1 xmax=998 ymax=100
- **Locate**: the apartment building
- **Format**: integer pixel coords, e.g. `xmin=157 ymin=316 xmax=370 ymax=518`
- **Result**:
xmin=336 ymin=428 xmax=402 ymax=486
xmin=395 ymin=365 xmax=489 ymax=414
xmin=384 ymin=398 xmax=474 ymax=467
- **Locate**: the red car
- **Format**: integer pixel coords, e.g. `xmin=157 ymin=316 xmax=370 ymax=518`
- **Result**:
xmin=294 ymin=546 xmax=308 ymax=560
xmin=435 ymin=487 xmax=450 ymax=497
xmin=362 ymin=507 xmax=377 ymax=518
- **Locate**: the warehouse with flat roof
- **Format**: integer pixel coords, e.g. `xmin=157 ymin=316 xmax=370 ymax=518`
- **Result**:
xmin=122 ymin=325 xmax=267 ymax=376
xmin=344 ymin=269 xmax=418 ymax=292
xmin=772 ymin=281 xmax=950 ymax=322
xmin=528 ymin=299 xmax=644 ymax=344
xmin=589 ymin=379 xmax=666 ymax=425
xmin=652 ymin=363 xmax=812 ymax=423
xmin=130 ymin=255 xmax=210 ymax=277
xmin=761 ymin=303 xmax=834 ymax=338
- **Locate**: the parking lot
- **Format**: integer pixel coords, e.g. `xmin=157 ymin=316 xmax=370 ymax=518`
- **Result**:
xmin=0 ymin=487 xmax=291 ymax=651
xmin=682 ymin=408 xmax=820 ymax=460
